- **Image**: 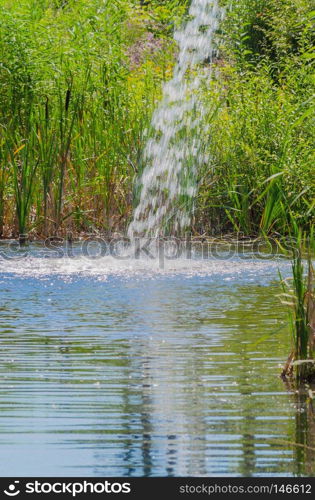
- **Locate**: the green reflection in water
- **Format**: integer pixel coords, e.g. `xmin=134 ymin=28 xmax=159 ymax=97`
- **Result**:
xmin=0 ymin=274 xmax=314 ymax=476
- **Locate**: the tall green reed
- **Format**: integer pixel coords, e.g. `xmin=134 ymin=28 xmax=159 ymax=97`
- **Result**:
xmin=280 ymin=230 xmax=315 ymax=382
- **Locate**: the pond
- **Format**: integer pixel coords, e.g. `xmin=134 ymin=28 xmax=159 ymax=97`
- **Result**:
xmin=0 ymin=245 xmax=314 ymax=476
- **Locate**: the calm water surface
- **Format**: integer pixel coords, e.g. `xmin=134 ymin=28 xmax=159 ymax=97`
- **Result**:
xmin=0 ymin=246 xmax=314 ymax=476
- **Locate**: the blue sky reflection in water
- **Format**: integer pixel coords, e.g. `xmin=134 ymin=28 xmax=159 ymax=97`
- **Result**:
xmin=0 ymin=248 xmax=314 ymax=476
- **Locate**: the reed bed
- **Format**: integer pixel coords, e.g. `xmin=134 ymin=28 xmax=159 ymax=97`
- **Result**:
xmin=0 ymin=0 xmax=313 ymax=239
xmin=0 ymin=0 xmax=187 ymax=238
xmin=195 ymin=0 xmax=315 ymax=237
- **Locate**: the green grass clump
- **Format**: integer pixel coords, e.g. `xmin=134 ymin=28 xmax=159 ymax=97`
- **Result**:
xmin=280 ymin=231 xmax=315 ymax=382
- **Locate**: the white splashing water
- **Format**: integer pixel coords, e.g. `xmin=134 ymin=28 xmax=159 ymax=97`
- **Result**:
xmin=128 ymin=0 xmax=224 ymax=239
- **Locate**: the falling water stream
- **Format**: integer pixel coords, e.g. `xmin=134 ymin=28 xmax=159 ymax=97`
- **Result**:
xmin=128 ymin=0 xmax=224 ymax=238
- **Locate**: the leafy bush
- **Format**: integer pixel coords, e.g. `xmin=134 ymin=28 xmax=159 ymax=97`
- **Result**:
xmin=223 ymin=0 xmax=315 ymax=70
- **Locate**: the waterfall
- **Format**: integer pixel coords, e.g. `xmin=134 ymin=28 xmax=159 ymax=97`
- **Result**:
xmin=128 ymin=0 xmax=223 ymax=240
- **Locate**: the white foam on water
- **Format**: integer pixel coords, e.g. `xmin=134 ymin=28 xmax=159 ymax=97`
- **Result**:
xmin=0 ymin=254 xmax=290 ymax=281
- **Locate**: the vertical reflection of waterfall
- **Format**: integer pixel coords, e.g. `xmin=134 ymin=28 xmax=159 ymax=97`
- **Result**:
xmin=140 ymin=362 xmax=154 ymax=477
xmin=237 ymin=352 xmax=256 ymax=477
xmin=120 ymin=337 xmax=209 ymax=476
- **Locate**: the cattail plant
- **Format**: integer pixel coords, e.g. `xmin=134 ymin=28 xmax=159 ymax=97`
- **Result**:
xmin=10 ymin=137 xmax=39 ymax=239
xmin=0 ymin=132 xmax=9 ymax=237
